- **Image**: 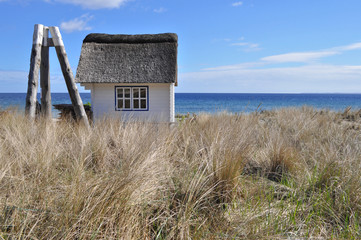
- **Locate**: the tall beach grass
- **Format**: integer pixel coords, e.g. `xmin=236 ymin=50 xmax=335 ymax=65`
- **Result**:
xmin=0 ymin=107 xmax=360 ymax=239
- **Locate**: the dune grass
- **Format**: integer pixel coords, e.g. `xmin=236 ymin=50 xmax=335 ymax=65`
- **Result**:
xmin=0 ymin=107 xmax=360 ymax=239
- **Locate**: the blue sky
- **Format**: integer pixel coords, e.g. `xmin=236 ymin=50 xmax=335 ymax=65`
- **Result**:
xmin=1 ymin=0 xmax=361 ymax=93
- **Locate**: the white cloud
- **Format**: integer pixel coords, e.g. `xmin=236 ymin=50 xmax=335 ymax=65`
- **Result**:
xmin=204 ymin=62 xmax=266 ymax=71
xmin=260 ymin=42 xmax=361 ymax=64
xmin=261 ymin=51 xmax=338 ymax=63
xmin=232 ymin=42 xmax=249 ymax=46
xmin=232 ymin=1 xmax=243 ymax=7
xmin=204 ymin=41 xmax=361 ymax=72
xmin=0 ymin=70 xmax=34 ymax=92
xmin=0 ymin=70 xmax=27 ymax=82
xmin=177 ymin=41 xmax=361 ymax=93
xmin=231 ymin=42 xmax=260 ymax=51
xmin=334 ymin=42 xmax=361 ymax=51
xmin=60 ymin=14 xmax=93 ymax=33
xmin=0 ymin=70 xmax=86 ymax=92
xmin=50 ymin=0 xmax=128 ymax=9
xmin=178 ymin=64 xmax=361 ymax=93
xmin=154 ymin=7 xmax=167 ymax=13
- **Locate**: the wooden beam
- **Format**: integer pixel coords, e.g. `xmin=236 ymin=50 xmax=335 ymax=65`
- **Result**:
xmin=45 ymin=38 xmax=54 ymax=47
xmin=49 ymin=26 xmax=90 ymax=128
xmin=25 ymin=24 xmax=44 ymax=119
xmin=40 ymin=27 xmax=52 ymax=119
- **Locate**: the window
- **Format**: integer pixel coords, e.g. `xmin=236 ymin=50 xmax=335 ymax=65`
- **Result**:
xmin=116 ymin=86 xmax=148 ymax=111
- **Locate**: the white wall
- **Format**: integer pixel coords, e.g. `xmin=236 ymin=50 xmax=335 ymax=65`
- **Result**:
xmin=83 ymin=83 xmax=174 ymax=122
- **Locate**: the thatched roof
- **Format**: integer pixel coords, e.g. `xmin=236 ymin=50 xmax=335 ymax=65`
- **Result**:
xmin=75 ymin=33 xmax=178 ymax=85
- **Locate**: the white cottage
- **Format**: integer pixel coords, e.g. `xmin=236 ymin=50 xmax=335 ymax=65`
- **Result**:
xmin=75 ymin=33 xmax=178 ymax=122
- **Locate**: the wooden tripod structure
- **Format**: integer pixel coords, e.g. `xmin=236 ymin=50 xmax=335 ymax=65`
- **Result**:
xmin=25 ymin=24 xmax=89 ymax=128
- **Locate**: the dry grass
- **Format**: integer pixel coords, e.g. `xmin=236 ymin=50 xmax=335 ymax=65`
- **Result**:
xmin=0 ymin=107 xmax=360 ymax=239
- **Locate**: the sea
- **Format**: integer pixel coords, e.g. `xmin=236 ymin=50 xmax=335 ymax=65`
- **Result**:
xmin=1 ymin=93 xmax=361 ymax=116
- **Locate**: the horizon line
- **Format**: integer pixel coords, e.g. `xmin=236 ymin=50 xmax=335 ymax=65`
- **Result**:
xmin=1 ymin=92 xmax=361 ymax=94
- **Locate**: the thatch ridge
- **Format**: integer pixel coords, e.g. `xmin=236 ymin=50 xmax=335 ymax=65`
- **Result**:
xmin=83 ymin=33 xmax=178 ymax=44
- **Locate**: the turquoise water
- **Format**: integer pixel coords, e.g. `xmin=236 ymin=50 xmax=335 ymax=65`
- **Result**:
xmin=1 ymin=93 xmax=361 ymax=115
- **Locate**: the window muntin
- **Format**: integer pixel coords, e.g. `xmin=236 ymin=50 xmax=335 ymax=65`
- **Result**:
xmin=132 ymin=87 xmax=147 ymax=110
xmin=116 ymin=86 xmax=148 ymax=111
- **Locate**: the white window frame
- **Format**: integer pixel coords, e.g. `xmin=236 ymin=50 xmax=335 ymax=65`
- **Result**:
xmin=115 ymin=86 xmax=148 ymax=111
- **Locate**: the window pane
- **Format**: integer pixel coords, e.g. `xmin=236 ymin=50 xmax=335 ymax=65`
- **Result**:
xmin=134 ymin=99 xmax=139 ymax=109
xmin=117 ymin=88 xmax=123 ymax=98
xmin=133 ymin=88 xmax=139 ymax=98
xmin=140 ymin=88 xmax=146 ymax=98
xmin=124 ymin=88 xmax=130 ymax=98
xmin=118 ymin=99 xmax=123 ymax=109
xmin=125 ymin=99 xmax=130 ymax=109
xmin=141 ymin=99 xmax=147 ymax=109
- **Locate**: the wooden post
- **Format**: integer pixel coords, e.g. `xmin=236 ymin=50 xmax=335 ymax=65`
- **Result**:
xmin=40 ymin=27 xmax=52 ymax=119
xmin=25 ymin=24 xmax=44 ymax=118
xmin=49 ymin=26 xmax=90 ymax=128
